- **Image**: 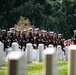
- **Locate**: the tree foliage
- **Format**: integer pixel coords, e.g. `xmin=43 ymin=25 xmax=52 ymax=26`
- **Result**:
xmin=0 ymin=0 xmax=76 ymax=39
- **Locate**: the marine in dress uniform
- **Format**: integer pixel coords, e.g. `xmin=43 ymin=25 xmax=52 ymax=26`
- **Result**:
xmin=57 ymin=34 xmax=64 ymax=52
xmin=41 ymin=30 xmax=47 ymax=48
xmin=27 ymin=28 xmax=34 ymax=44
xmin=33 ymin=28 xmax=39 ymax=49
xmin=49 ymin=31 xmax=54 ymax=45
xmin=9 ymin=28 xmax=15 ymax=47
xmin=52 ymin=33 xmax=57 ymax=47
xmin=1 ymin=30 xmax=7 ymax=51
xmin=21 ymin=30 xmax=27 ymax=51
xmin=72 ymin=30 xmax=76 ymax=44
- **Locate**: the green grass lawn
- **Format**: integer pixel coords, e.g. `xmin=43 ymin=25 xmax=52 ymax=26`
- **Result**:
xmin=0 ymin=61 xmax=68 ymax=75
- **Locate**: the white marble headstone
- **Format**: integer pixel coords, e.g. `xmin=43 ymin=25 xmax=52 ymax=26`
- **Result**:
xmin=48 ymin=44 xmax=54 ymax=48
xmin=7 ymin=51 xmax=26 ymax=75
xmin=62 ymin=51 xmax=65 ymax=61
xmin=64 ymin=46 xmax=69 ymax=61
xmin=38 ymin=44 xmax=44 ymax=62
xmin=44 ymin=48 xmax=57 ymax=75
xmin=0 ymin=42 xmax=4 ymax=66
xmin=26 ymin=43 xmax=33 ymax=63
xmin=68 ymin=45 xmax=76 ymax=75
xmin=57 ymin=45 xmax=62 ymax=61
xmin=32 ymin=49 xmax=38 ymax=61
xmin=12 ymin=42 xmax=19 ymax=51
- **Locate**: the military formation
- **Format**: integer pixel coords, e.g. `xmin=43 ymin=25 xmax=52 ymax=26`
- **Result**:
xmin=0 ymin=28 xmax=76 ymax=51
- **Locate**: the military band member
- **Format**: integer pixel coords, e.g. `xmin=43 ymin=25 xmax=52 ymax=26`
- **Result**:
xmin=9 ymin=31 xmax=14 ymax=46
xmin=38 ymin=31 xmax=43 ymax=44
xmin=27 ymin=28 xmax=34 ymax=44
xmin=6 ymin=31 xmax=12 ymax=47
xmin=33 ymin=28 xmax=39 ymax=49
xmin=0 ymin=27 xmax=75 ymax=51
xmin=53 ymin=33 xmax=57 ymax=47
xmin=21 ymin=30 xmax=27 ymax=51
xmin=49 ymin=31 xmax=54 ymax=45
xmin=57 ymin=34 xmax=64 ymax=51
xmin=72 ymin=30 xmax=76 ymax=44
xmin=1 ymin=30 xmax=7 ymax=51
xmin=41 ymin=30 xmax=47 ymax=48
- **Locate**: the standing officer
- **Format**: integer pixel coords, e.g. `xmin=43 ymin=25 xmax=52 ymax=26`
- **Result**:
xmin=33 ymin=28 xmax=39 ymax=49
xmin=57 ymin=34 xmax=64 ymax=49
xmin=1 ymin=30 xmax=7 ymax=51
xmin=72 ymin=30 xmax=76 ymax=44
xmin=22 ymin=30 xmax=27 ymax=51
xmin=49 ymin=31 xmax=54 ymax=45
xmin=27 ymin=28 xmax=34 ymax=44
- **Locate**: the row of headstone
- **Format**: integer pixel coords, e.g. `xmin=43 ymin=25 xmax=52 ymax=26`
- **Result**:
xmin=6 ymin=42 xmax=68 ymax=62
xmin=57 ymin=45 xmax=69 ymax=61
xmin=48 ymin=44 xmax=68 ymax=61
xmin=7 ymin=46 xmax=57 ymax=75
xmin=4 ymin=42 xmax=44 ymax=63
xmin=7 ymin=44 xmax=76 ymax=75
xmin=26 ymin=43 xmax=44 ymax=63
xmin=0 ymin=42 xmax=68 ymax=67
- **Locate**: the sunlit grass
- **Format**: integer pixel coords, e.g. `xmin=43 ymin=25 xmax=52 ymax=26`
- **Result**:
xmin=0 ymin=61 xmax=68 ymax=75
